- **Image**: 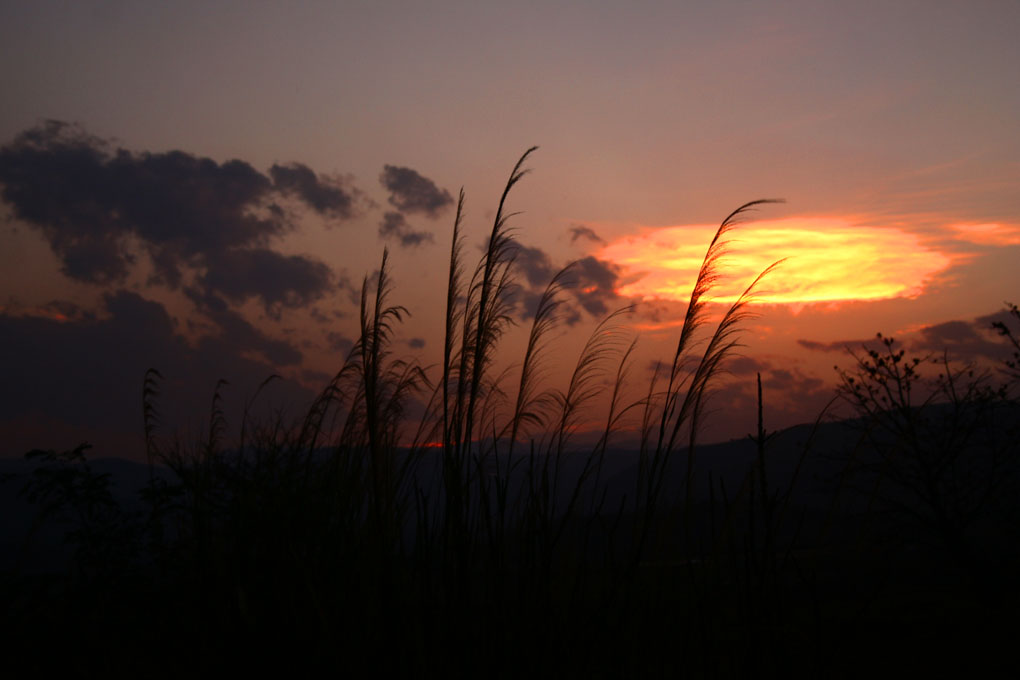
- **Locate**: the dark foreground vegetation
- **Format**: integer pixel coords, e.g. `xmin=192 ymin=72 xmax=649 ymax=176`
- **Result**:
xmin=4 ymin=151 xmax=1020 ymax=677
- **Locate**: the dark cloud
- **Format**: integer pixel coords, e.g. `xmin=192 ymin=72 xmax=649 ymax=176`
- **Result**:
xmin=514 ymin=245 xmax=556 ymax=288
xmin=309 ymin=307 xmax=330 ymax=324
xmin=200 ymin=248 xmax=333 ymax=314
xmin=910 ymin=315 xmax=1013 ymax=365
xmin=0 ymin=291 xmax=314 ymax=458
xmin=0 ymin=121 xmax=276 ymax=284
xmin=326 ymin=331 xmax=354 ymax=355
xmin=698 ymin=364 xmax=834 ymax=442
xmin=503 ymin=245 xmax=560 ymax=322
xmin=761 ymin=367 xmax=832 ymax=421
xmin=799 ymin=311 xmax=1015 ymax=367
xmin=379 ymin=211 xmax=405 ymax=240
xmin=270 ymin=162 xmax=354 ymax=219
xmin=636 ymin=356 xmax=835 ymax=443
xmin=301 ymin=369 xmax=333 ymax=385
xmin=0 ymin=121 xmax=343 ymax=311
xmin=408 ymin=337 xmax=426 ymax=349
xmin=637 ymin=299 xmax=688 ymax=325
xmin=379 ymin=211 xmax=433 ymax=247
xmin=915 ymin=320 xmax=976 ymax=345
xmin=0 ymin=292 xmax=179 ymax=439
xmin=62 ymin=236 xmax=135 ymax=283
xmin=727 ymin=355 xmax=772 ymax=376
xmin=509 ymin=244 xmax=622 ymax=324
xmin=568 ymin=224 xmax=604 ymax=245
xmin=569 ymin=256 xmax=622 ymax=318
xmin=797 ymin=337 xmax=883 ymax=353
xmin=764 ymin=368 xmax=824 ymax=394
xmin=977 ymin=308 xmax=1019 ymax=330
xmin=333 ymin=270 xmax=362 ymax=306
xmin=516 ymin=290 xmax=548 ymax=323
xmin=184 ymin=287 xmax=303 ymax=366
xmin=379 ymin=165 xmax=453 ymax=217
xmin=33 ymin=300 xmax=95 ymax=323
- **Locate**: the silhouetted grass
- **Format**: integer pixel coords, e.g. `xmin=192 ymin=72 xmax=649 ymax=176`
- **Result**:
xmin=4 ymin=151 xmax=1020 ymax=677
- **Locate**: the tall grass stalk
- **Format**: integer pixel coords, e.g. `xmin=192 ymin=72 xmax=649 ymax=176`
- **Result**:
xmin=10 ymin=149 xmax=835 ymax=676
xmin=634 ymin=200 xmax=784 ymax=560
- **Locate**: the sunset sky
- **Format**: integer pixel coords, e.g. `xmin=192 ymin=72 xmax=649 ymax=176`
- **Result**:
xmin=2 ymin=1 xmax=1018 ymax=457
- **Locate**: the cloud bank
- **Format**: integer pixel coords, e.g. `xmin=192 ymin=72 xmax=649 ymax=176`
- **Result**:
xmin=0 ymin=121 xmax=351 ymax=311
xmin=0 ymin=291 xmax=314 ymax=458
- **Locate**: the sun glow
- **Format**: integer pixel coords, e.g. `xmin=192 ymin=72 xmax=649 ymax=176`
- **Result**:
xmin=597 ymin=218 xmax=953 ymax=305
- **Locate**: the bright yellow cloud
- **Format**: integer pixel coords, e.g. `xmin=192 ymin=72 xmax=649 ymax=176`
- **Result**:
xmin=597 ymin=218 xmax=953 ymax=305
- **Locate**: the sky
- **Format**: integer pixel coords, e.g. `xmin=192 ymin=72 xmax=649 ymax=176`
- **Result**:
xmin=1 ymin=0 xmax=1018 ymax=457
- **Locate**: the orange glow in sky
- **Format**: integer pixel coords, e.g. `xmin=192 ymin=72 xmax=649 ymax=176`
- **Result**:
xmin=948 ymin=222 xmax=1020 ymax=246
xmin=597 ymin=218 xmax=954 ymax=305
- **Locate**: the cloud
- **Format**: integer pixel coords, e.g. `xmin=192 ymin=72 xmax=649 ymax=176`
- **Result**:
xmin=797 ymin=337 xmax=881 ymax=353
xmin=0 ymin=121 xmax=276 ymax=284
xmin=199 ymin=248 xmax=333 ymax=314
xmin=506 ymin=286 xmax=584 ymax=325
xmin=632 ymin=299 xmax=689 ymax=329
xmin=504 ymin=244 xmax=559 ymax=322
xmin=509 ymin=244 xmax=623 ymax=324
xmin=977 ymin=308 xmax=1020 ymax=333
xmin=910 ymin=314 xmax=1014 ymax=365
xmin=270 ymin=162 xmax=355 ymax=219
xmin=0 ymin=121 xmax=342 ymax=311
xmin=948 ymin=222 xmax=1020 ymax=247
xmin=514 ymin=245 xmax=556 ymax=288
xmin=726 ymin=355 xmax=772 ymax=376
xmin=184 ymin=287 xmax=303 ymax=366
xmin=763 ymin=368 xmax=825 ymax=394
xmin=798 ymin=309 xmax=1017 ymax=367
xmin=379 ymin=211 xmax=433 ymax=247
xmin=598 ymin=217 xmax=952 ymax=305
xmin=0 ymin=291 xmax=314 ymax=458
xmin=687 ymin=363 xmax=834 ymax=443
xmin=326 ymin=331 xmax=354 ymax=355
xmin=569 ymin=256 xmax=623 ymax=318
xmin=408 ymin=337 xmax=426 ymax=349
xmin=569 ymin=225 xmax=604 ymax=245
xmin=302 ymin=369 xmax=333 ymax=385
xmin=379 ymin=165 xmax=453 ymax=217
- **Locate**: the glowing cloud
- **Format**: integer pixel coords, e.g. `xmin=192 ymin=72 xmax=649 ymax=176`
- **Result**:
xmin=597 ymin=218 xmax=953 ymax=305
xmin=948 ymin=222 xmax=1020 ymax=246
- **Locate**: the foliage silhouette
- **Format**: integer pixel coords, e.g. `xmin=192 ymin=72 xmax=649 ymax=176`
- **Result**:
xmin=5 ymin=151 xmax=1019 ymax=676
